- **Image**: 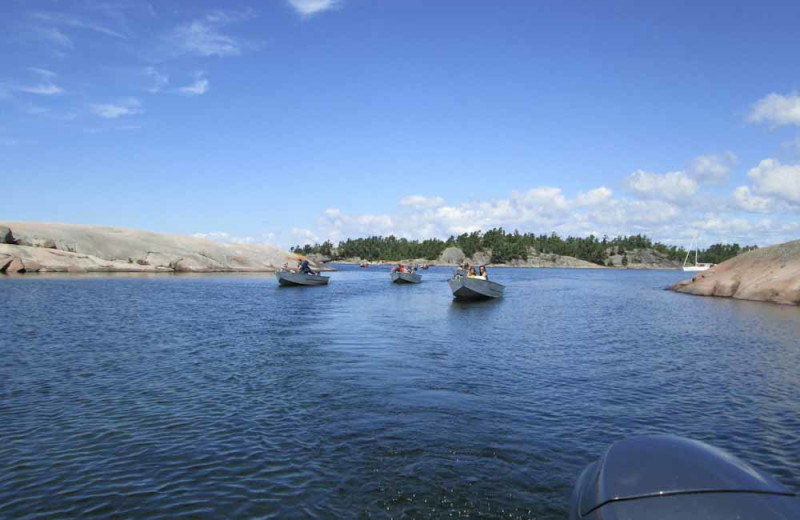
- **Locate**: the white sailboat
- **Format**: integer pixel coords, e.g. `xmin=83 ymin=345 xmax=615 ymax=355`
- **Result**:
xmin=682 ymin=234 xmax=714 ymax=272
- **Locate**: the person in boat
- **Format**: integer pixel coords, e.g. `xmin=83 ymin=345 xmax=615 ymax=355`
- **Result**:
xmin=478 ymin=265 xmax=488 ymax=280
xmin=467 ymin=266 xmax=477 ymax=278
xmin=299 ymin=259 xmax=316 ymax=275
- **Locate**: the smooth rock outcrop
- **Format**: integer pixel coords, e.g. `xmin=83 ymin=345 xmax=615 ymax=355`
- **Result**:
xmin=509 ymin=252 xmax=601 ymax=268
xmin=5 ymin=257 xmax=26 ymax=274
xmin=607 ymin=248 xmax=681 ymax=269
xmin=1 ymin=257 xmax=43 ymax=273
xmin=438 ymin=247 xmax=466 ymax=265
xmin=306 ymin=253 xmax=331 ymax=265
xmin=0 ymin=222 xmax=300 ymax=274
xmin=437 ymin=246 xmax=602 ymax=268
xmin=671 ymin=240 xmax=800 ymax=305
xmin=0 ymin=225 xmax=16 ymax=245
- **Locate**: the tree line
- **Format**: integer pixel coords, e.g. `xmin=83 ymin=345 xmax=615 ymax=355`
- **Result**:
xmin=292 ymin=228 xmax=757 ymax=265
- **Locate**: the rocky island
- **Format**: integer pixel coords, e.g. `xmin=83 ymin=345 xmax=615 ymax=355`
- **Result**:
xmin=0 ymin=222 xmax=301 ymax=274
xmin=294 ymin=230 xmax=693 ymax=270
xmin=671 ymin=240 xmax=800 ymax=306
xmin=318 ymin=246 xmax=681 ymax=270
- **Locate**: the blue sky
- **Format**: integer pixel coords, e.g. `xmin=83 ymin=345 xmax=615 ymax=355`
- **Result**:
xmin=2 ymin=0 xmax=800 ymax=248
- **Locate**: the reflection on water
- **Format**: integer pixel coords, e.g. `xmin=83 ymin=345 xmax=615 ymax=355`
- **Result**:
xmin=2 ymin=265 xmax=799 ymax=519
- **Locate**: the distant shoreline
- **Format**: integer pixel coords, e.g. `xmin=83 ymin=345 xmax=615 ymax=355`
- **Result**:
xmin=313 ymin=244 xmax=684 ymax=270
xmin=329 ymin=260 xmax=679 ymax=270
xmin=1 ymin=221 xmax=684 ymax=276
xmin=1 ymin=222 xmax=331 ymax=276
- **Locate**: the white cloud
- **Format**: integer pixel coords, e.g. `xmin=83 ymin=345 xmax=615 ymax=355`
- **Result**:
xmin=192 ymin=232 xmax=256 ymax=244
xmin=90 ymin=98 xmax=142 ymax=119
xmin=204 ymin=9 xmax=256 ymax=24
xmin=746 ymin=158 xmax=800 ymax=205
xmin=620 ymin=200 xmax=680 ymax=224
xmin=16 ymin=68 xmax=64 ymax=96
xmin=747 ymin=92 xmax=800 ymax=128
xmin=515 ymin=186 xmax=570 ymax=212
xmin=687 ymin=152 xmax=737 ymax=184
xmin=193 ymin=232 xmax=229 ymax=240
xmin=733 ymin=186 xmax=771 ymax=213
xmin=145 ymin=67 xmax=168 ymax=93
xmin=178 ymin=77 xmax=209 ymax=96
xmin=28 ymin=67 xmax=56 ymax=79
xmin=167 ymin=10 xmax=254 ymax=58
xmin=400 ymin=195 xmax=445 ymax=208
xmin=265 ymin=167 xmax=800 ymax=247
xmin=288 ymin=227 xmax=320 ymax=246
xmin=586 ymin=200 xmax=671 ymax=230
xmin=626 ymin=170 xmax=698 ymax=201
xmin=288 ymin=0 xmax=341 ymax=16
xmin=19 ymin=84 xmax=63 ymax=95
xmin=783 ymin=136 xmax=800 ymax=153
xmin=90 ymin=104 xmax=136 ymax=118
xmin=30 ymin=12 xmax=127 ymax=39
xmin=32 ymin=26 xmax=73 ymax=48
xmin=693 ymin=215 xmax=760 ymax=238
xmin=83 ymin=126 xmax=142 ymax=135
xmin=689 ymin=215 xmax=800 ymax=245
xmin=171 ymin=21 xmax=239 ymax=56
xmin=316 ymin=187 xmax=684 ymax=245
xmin=691 ymin=215 xmax=800 ymax=245
xmin=575 ymin=186 xmax=613 ymax=207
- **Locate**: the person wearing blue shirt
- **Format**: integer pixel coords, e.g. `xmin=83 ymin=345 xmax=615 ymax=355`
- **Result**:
xmin=299 ymin=259 xmax=316 ymax=275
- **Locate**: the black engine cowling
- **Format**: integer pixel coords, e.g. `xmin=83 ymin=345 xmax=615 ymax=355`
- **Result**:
xmin=569 ymin=435 xmax=800 ymax=520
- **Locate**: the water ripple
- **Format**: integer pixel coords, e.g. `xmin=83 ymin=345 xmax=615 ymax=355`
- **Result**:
xmin=1 ymin=268 xmax=799 ymax=519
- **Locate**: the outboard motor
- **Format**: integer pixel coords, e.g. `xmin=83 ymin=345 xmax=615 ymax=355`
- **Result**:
xmin=569 ymin=435 xmax=800 ymax=519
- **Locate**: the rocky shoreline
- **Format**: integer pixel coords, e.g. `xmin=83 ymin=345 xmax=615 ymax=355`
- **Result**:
xmin=317 ymin=245 xmax=682 ymax=270
xmin=0 ymin=222 xmax=326 ymax=274
xmin=671 ymin=240 xmax=800 ymax=306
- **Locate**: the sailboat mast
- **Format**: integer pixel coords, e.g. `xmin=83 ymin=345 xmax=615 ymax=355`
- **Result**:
xmin=683 ymin=235 xmax=695 ymax=267
xmin=695 ymin=235 xmax=701 ymax=266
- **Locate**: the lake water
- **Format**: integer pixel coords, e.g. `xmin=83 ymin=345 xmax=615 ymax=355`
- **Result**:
xmin=2 ymin=265 xmax=799 ymax=519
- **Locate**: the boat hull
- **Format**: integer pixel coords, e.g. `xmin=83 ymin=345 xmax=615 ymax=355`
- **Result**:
xmin=448 ymin=277 xmax=504 ymax=300
xmin=682 ymin=264 xmax=713 ymax=272
xmin=391 ymin=271 xmax=422 ymax=284
xmin=276 ymin=270 xmax=329 ymax=286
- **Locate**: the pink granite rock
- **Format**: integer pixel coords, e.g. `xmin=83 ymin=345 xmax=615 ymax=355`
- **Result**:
xmin=671 ymin=240 xmax=800 ymax=306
